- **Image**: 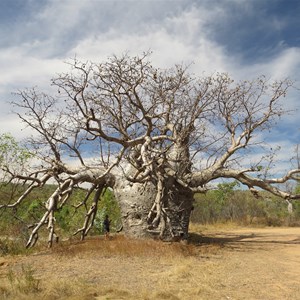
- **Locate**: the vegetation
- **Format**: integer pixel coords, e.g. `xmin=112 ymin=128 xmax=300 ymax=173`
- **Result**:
xmin=1 ymin=179 xmax=300 ymax=255
xmin=1 ymin=53 xmax=299 ymax=247
xmin=0 ymin=235 xmax=199 ymax=299
xmin=1 ymin=227 xmax=300 ymax=300
xmin=7 ymin=265 xmax=41 ymax=295
xmin=192 ymin=182 xmax=300 ymax=227
xmin=0 ymin=183 xmax=121 ymax=254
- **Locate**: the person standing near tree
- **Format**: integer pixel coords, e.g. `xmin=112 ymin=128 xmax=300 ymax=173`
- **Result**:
xmin=103 ymin=214 xmax=111 ymax=239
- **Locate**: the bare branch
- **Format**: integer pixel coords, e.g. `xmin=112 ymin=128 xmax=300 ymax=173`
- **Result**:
xmin=3 ymin=53 xmax=298 ymax=246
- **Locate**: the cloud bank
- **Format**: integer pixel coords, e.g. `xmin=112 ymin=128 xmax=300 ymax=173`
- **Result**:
xmin=0 ymin=0 xmax=299 ymax=174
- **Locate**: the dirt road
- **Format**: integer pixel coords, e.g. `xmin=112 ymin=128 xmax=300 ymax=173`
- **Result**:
xmin=1 ymin=226 xmax=300 ymax=299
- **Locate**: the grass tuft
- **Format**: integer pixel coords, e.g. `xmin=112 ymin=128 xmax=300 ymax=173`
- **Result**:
xmin=9 ymin=264 xmax=40 ymax=294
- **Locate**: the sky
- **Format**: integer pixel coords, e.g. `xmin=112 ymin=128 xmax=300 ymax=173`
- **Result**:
xmin=0 ymin=0 xmax=299 ymax=175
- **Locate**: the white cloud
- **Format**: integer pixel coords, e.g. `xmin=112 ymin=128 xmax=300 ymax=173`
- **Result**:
xmin=0 ymin=46 xmax=67 ymax=89
xmin=0 ymin=0 xmax=299 ymax=178
xmin=67 ymin=5 xmax=234 ymax=74
xmin=234 ymin=47 xmax=300 ymax=80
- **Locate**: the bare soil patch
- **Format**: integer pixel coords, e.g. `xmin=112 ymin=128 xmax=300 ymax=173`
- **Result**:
xmin=1 ymin=226 xmax=300 ymax=299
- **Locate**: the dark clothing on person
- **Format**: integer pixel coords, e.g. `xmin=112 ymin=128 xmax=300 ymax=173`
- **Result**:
xmin=103 ymin=216 xmax=111 ymax=233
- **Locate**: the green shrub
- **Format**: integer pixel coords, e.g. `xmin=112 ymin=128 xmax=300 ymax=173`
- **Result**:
xmin=192 ymin=182 xmax=299 ymax=227
xmin=0 ymin=238 xmax=30 ymax=256
xmin=94 ymin=188 xmax=122 ymax=234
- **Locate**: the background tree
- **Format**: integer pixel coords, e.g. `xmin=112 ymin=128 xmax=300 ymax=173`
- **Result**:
xmin=0 ymin=133 xmax=32 ymax=208
xmin=1 ymin=53 xmax=300 ymax=247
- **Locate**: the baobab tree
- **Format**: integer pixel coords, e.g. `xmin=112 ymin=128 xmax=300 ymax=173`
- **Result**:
xmin=1 ymin=52 xmax=300 ymax=247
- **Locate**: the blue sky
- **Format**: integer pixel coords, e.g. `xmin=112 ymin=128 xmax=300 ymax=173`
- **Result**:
xmin=0 ymin=0 xmax=299 ymax=174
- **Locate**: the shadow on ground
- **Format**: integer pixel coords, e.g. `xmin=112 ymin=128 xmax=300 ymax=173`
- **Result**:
xmin=188 ymin=231 xmax=300 ymax=251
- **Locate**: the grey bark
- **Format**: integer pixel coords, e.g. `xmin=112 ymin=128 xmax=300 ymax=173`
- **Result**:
xmin=113 ymin=170 xmax=194 ymax=241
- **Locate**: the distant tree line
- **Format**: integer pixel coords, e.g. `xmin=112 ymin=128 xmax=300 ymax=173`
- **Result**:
xmin=191 ymin=181 xmax=300 ymax=227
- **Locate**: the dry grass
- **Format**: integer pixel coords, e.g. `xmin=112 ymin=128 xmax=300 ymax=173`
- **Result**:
xmin=0 ymin=234 xmax=222 ymax=300
xmin=49 ymin=234 xmax=199 ymax=260
xmin=2 ymin=227 xmax=300 ymax=299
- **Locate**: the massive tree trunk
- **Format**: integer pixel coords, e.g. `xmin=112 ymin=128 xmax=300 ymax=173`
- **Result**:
xmin=113 ymin=179 xmax=156 ymax=238
xmin=112 ymin=136 xmax=194 ymax=241
xmin=114 ymin=177 xmax=194 ymax=241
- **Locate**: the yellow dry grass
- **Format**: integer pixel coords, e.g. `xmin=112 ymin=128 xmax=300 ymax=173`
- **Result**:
xmin=1 ymin=225 xmax=300 ymax=299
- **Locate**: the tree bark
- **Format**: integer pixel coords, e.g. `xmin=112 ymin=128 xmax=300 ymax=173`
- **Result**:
xmin=113 ymin=176 xmax=194 ymax=241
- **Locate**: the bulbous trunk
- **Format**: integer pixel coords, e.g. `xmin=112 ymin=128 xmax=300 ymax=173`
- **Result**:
xmin=113 ymin=176 xmax=194 ymax=241
xmin=113 ymin=179 xmax=156 ymax=238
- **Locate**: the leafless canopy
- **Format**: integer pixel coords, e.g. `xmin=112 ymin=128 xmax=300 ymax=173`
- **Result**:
xmin=1 ymin=52 xmax=299 ymax=247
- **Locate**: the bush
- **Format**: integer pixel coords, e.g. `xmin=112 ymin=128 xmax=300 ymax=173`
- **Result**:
xmin=0 ymin=183 xmax=122 ymax=250
xmin=0 ymin=238 xmax=32 ymax=256
xmin=94 ymin=188 xmax=122 ymax=234
xmin=191 ymin=183 xmax=299 ymax=227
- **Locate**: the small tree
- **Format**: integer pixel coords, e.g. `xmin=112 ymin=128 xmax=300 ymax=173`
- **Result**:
xmin=0 ymin=133 xmax=32 ymax=179
xmin=0 ymin=133 xmax=33 ymax=202
xmin=1 ymin=53 xmax=300 ymax=247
